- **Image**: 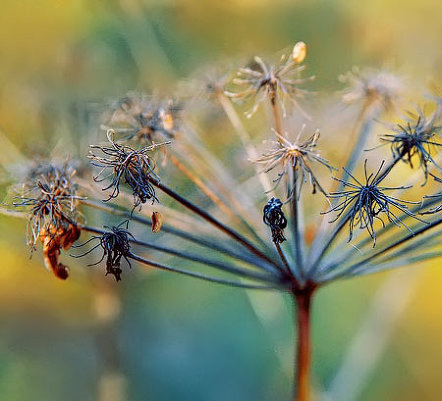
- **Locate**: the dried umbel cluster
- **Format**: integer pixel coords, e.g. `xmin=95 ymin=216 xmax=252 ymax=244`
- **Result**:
xmin=4 ymin=41 xmax=441 ymax=401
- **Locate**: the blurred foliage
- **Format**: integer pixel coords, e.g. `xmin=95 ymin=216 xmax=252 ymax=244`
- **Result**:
xmin=0 ymin=1 xmax=441 ymax=400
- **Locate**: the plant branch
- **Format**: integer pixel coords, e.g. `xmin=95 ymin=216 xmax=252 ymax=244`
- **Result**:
xmin=147 ymin=176 xmax=287 ymax=275
xmin=128 ymin=252 xmax=287 ymax=290
xmin=80 ymin=224 xmax=282 ymax=284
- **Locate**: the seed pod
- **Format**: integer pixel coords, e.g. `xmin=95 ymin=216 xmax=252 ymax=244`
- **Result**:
xmin=292 ymin=41 xmax=307 ymax=64
xmin=151 ymin=211 xmax=163 ymax=233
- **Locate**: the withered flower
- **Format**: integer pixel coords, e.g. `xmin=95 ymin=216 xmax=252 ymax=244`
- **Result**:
xmin=263 ymin=197 xmax=287 ymax=244
xmin=255 ymin=128 xmax=335 ymax=199
xmin=325 ymin=161 xmax=424 ymax=246
xmin=89 ymin=130 xmax=169 ymax=207
xmin=339 ymin=67 xmax=403 ymax=111
xmin=103 ymin=95 xmax=181 ymax=145
xmin=377 ymin=107 xmax=441 ymax=183
xmin=13 ymin=162 xmax=81 ymax=247
xmin=40 ymin=222 xmax=81 ymax=279
xmin=73 ymin=225 xmax=134 ymax=282
xmin=12 ymin=162 xmax=82 ymax=279
xmin=225 ymin=42 xmax=314 ymax=118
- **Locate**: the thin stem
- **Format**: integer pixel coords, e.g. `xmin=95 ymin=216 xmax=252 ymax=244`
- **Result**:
xmin=338 ymin=100 xmax=378 ymax=189
xmin=128 ymin=252 xmax=286 ymax=290
xmin=290 ymin=171 xmax=304 ymax=279
xmin=168 ymin=151 xmax=273 ymax=252
xmin=217 ymin=90 xmax=274 ymax=194
xmin=307 ymin=102 xmax=377 ymax=268
xmin=328 ymin=217 xmax=442 ymax=281
xmin=275 ymin=242 xmax=297 ymax=281
xmin=80 ymin=224 xmax=281 ymax=284
xmin=271 ymin=97 xmax=284 ymax=141
xmin=147 ymin=176 xmax=286 ymax=274
xmin=79 ymin=198 xmax=275 ymax=273
xmin=293 ymin=287 xmax=315 ymax=401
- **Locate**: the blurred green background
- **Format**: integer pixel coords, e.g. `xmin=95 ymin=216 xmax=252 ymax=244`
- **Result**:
xmin=0 ymin=0 xmax=441 ymax=400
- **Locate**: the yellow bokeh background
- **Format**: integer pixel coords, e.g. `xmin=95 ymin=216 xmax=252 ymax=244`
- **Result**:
xmin=0 ymin=1 xmax=441 ymax=400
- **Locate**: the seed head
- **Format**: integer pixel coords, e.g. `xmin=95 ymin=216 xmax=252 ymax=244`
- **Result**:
xmin=13 ymin=162 xmax=81 ymax=248
xmin=263 ymin=197 xmax=287 ymax=244
xmin=89 ymin=130 xmax=169 ymax=207
xmin=378 ymin=107 xmax=441 ymax=184
xmin=103 ymin=95 xmax=181 ymax=145
xmin=73 ymin=225 xmax=134 ymax=282
xmin=225 ymin=42 xmax=314 ymax=118
xmin=325 ymin=161 xmax=424 ymax=246
xmin=255 ymin=128 xmax=335 ymax=199
xmin=340 ymin=67 xmax=403 ymax=111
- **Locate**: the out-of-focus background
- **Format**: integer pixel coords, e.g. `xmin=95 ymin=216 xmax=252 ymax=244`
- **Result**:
xmin=0 ymin=1 xmax=441 ymax=400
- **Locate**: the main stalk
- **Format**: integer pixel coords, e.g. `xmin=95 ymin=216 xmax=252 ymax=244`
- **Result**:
xmin=293 ymin=285 xmax=315 ymax=401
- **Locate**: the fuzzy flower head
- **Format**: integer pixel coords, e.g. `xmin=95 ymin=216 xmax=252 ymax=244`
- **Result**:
xmin=103 ymin=95 xmax=181 ymax=145
xmin=325 ymin=161 xmax=424 ymax=246
xmin=263 ymin=197 xmax=287 ymax=244
xmin=340 ymin=67 xmax=403 ymax=111
xmin=378 ymin=106 xmax=441 ymax=183
xmin=255 ymin=127 xmax=335 ymax=199
xmin=225 ymin=42 xmax=314 ymax=118
xmin=74 ymin=225 xmax=133 ymax=282
xmin=89 ymin=130 xmax=169 ymax=207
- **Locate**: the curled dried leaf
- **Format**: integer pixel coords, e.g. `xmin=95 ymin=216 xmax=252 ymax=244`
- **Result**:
xmin=151 ymin=211 xmax=163 ymax=233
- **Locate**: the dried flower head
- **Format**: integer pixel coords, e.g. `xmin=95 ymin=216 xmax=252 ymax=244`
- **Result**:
xmin=263 ymin=197 xmax=287 ymax=243
xmin=103 ymin=95 xmax=181 ymax=145
xmin=73 ymin=225 xmax=134 ymax=282
xmin=10 ymin=162 xmax=82 ymax=279
xmin=255 ymin=127 xmax=335 ymax=199
xmin=89 ymin=130 xmax=168 ymax=207
xmin=377 ymin=107 xmax=441 ymax=183
xmin=225 ymin=42 xmax=314 ymax=118
xmin=340 ymin=67 xmax=403 ymax=111
xmin=13 ymin=162 xmax=81 ymax=247
xmin=325 ymin=161 xmax=424 ymax=246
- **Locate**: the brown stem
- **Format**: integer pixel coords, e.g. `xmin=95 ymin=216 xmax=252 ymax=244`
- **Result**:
xmin=293 ymin=286 xmax=315 ymax=401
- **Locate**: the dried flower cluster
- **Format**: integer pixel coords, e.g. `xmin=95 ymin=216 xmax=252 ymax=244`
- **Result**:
xmin=225 ymin=42 xmax=314 ymax=118
xmin=12 ymin=162 xmax=81 ymax=279
xmin=103 ymin=95 xmax=181 ymax=145
xmin=326 ymin=161 xmax=423 ymax=246
xmin=73 ymin=225 xmax=133 ymax=282
xmin=256 ymin=128 xmax=335 ymax=199
xmin=89 ymin=130 xmax=168 ymax=207
xmin=378 ymin=107 xmax=441 ymax=182
xmin=3 ymin=40 xmax=441 ymax=401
